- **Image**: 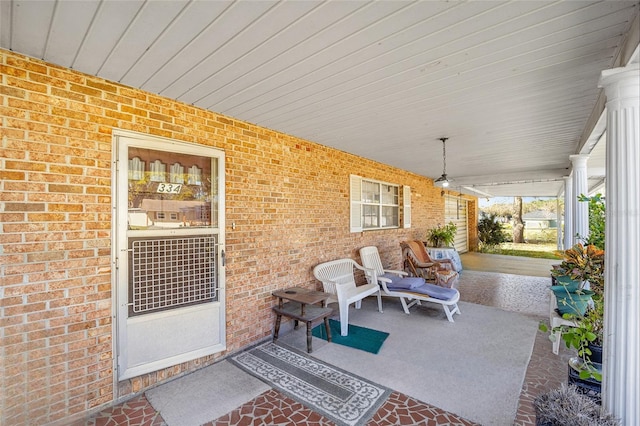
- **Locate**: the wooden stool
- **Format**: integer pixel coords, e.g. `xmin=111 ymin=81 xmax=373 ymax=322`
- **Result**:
xmin=272 ymin=288 xmax=333 ymax=353
xmin=272 ymin=302 xmax=332 ymax=353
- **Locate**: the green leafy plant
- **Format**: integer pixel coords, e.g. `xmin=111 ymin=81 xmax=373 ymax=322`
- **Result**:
xmin=540 ymin=297 xmax=603 ymax=381
xmin=551 ymin=243 xmax=604 ymax=290
xmin=477 ymin=213 xmax=507 ymax=251
xmin=425 ymin=222 xmax=457 ymax=248
xmin=578 ymin=193 xmax=605 ymax=250
xmin=542 ymin=242 xmax=605 ymax=382
xmin=540 ymin=194 xmax=606 ymax=382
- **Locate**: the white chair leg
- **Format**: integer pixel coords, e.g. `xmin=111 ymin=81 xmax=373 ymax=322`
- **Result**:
xmin=399 ymin=297 xmax=410 ymax=314
xmin=443 ymin=305 xmax=455 ymax=322
xmin=448 ymin=303 xmax=460 ymax=316
xmin=376 ymin=291 xmax=383 ymax=313
xmin=339 ymin=301 xmax=349 ymax=336
xmin=355 ymin=300 xmax=362 ymax=309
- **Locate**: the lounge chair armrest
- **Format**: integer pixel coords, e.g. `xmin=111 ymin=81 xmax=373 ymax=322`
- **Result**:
xmin=413 ymin=260 xmax=436 ymax=268
xmin=383 ymin=268 xmax=407 ymax=277
xmin=377 ymin=279 xmax=393 ymax=294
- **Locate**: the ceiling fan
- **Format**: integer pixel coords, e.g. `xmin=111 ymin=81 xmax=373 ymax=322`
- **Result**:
xmin=434 ymin=137 xmax=451 ymax=188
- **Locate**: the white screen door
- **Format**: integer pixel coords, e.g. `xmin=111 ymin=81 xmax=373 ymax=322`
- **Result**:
xmin=113 ymin=131 xmax=225 ymax=380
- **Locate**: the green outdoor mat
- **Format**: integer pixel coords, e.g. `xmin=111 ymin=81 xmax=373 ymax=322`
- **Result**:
xmin=312 ymin=319 xmax=389 ymax=354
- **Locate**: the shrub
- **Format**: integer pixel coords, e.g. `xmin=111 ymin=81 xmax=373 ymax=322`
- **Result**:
xmin=478 ymin=213 xmax=507 ymax=251
xmin=578 ymin=194 xmax=605 ymax=250
xmin=534 ymin=384 xmax=619 ymax=426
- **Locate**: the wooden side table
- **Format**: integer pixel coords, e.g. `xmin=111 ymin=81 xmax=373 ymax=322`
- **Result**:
xmin=435 ymin=268 xmax=459 ymax=288
xmin=272 ymin=287 xmax=333 ymax=353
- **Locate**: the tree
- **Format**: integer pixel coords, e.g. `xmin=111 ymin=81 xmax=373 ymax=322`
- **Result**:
xmin=513 ymin=196 xmax=524 ymax=243
xmin=578 ymin=194 xmax=605 ymax=250
xmin=482 ymin=202 xmax=513 ymax=220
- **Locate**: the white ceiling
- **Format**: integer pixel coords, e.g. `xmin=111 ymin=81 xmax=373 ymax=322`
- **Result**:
xmin=1 ymin=0 xmax=638 ymax=197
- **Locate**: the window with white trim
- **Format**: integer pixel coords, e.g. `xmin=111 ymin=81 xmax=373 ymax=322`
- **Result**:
xmin=351 ymin=175 xmax=409 ymax=232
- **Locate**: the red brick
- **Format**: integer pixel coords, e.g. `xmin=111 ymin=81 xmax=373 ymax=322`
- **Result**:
xmin=3 ymin=203 xmax=45 ymax=212
xmin=50 ymin=87 xmax=86 ymax=102
xmin=0 ymin=233 xmax=23 ymax=244
xmin=26 ymin=251 xmax=65 ymax=262
xmin=0 ymin=85 xmax=27 ymax=98
xmin=27 ymin=213 xmax=66 ymax=221
xmin=0 ymin=170 xmax=26 ymax=180
xmin=27 ymin=193 xmax=67 ymax=203
xmin=5 ymin=76 xmax=48 ymax=93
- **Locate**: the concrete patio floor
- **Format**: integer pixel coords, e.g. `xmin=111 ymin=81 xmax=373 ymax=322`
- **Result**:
xmin=76 ymin=252 xmax=572 ymax=426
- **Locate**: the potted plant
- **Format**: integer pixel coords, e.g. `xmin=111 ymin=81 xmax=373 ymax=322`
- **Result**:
xmin=425 ymin=222 xmax=457 ymax=248
xmin=541 ymin=244 xmax=605 ymax=382
xmin=550 ymin=296 xmax=603 ymax=382
xmin=541 ymin=194 xmax=606 ymax=387
xmin=550 ymin=243 xmax=603 ymax=315
xmin=534 ymin=384 xmax=619 ymax=426
xmin=551 ymin=243 xmax=604 ymax=286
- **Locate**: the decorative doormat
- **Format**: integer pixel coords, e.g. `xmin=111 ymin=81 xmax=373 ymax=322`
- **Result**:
xmin=229 ymin=342 xmax=391 ymax=426
xmin=312 ymin=319 xmax=389 ymax=354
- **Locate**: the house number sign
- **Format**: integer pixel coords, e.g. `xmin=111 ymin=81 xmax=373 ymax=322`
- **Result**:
xmin=156 ymin=183 xmax=182 ymax=194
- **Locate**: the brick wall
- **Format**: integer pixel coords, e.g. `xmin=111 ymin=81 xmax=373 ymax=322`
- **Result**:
xmin=1 ymin=49 xmax=476 ymax=425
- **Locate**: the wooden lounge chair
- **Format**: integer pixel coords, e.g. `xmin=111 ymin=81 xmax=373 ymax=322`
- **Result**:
xmin=359 ymin=246 xmax=461 ymax=322
xmin=401 ymin=240 xmax=456 ymax=280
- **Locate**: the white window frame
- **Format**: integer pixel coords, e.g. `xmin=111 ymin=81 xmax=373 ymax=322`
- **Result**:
xmin=351 ymin=175 xmax=409 ymax=232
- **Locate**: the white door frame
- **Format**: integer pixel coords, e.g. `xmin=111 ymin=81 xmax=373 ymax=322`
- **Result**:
xmin=112 ymin=130 xmax=225 ymax=381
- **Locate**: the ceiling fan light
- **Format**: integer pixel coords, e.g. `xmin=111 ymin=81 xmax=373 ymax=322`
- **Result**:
xmin=434 ymin=137 xmax=452 ymax=189
xmin=434 ymin=173 xmax=449 ymax=187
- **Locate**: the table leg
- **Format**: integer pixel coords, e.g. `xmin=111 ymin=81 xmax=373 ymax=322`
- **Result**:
xmin=324 ymin=316 xmax=332 ymax=343
xmin=273 ymin=313 xmax=282 ymax=342
xmin=306 ymin=321 xmax=313 ymax=353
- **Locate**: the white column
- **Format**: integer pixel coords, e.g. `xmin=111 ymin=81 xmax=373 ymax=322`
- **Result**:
xmin=563 ymin=175 xmax=573 ymax=250
xmin=599 ymin=64 xmax=640 ymax=425
xmin=556 ymin=197 xmax=563 ymax=250
xmin=570 ymin=154 xmax=589 ymax=245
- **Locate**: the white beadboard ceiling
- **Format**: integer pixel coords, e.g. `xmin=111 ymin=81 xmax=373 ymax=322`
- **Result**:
xmin=1 ymin=0 xmax=638 ymax=197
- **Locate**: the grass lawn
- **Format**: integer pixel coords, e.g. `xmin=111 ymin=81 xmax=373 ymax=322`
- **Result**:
xmin=482 ymin=242 xmax=560 ymax=259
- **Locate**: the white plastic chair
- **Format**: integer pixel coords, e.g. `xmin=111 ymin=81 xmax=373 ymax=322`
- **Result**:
xmin=359 ymin=246 xmax=460 ymax=322
xmin=312 ymin=258 xmax=383 ymax=336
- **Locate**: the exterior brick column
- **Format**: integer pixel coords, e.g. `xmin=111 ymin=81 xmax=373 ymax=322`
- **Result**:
xmin=599 ymin=63 xmax=640 ymax=425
